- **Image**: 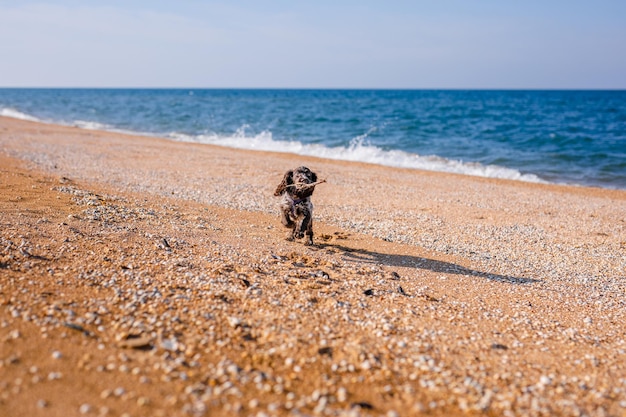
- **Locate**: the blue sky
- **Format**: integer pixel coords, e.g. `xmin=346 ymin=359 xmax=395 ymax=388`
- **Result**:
xmin=1 ymin=0 xmax=625 ymax=88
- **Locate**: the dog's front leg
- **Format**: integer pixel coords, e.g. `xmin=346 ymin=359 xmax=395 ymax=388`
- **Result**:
xmin=279 ymin=201 xmax=296 ymax=227
xmin=278 ymin=204 xmax=297 ymax=241
xmin=305 ymin=218 xmax=314 ymax=245
xmin=280 ymin=210 xmax=294 ymax=228
xmin=296 ymin=207 xmax=312 ymax=241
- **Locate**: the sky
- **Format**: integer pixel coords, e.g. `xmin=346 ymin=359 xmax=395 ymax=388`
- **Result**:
xmin=1 ymin=0 xmax=625 ymax=89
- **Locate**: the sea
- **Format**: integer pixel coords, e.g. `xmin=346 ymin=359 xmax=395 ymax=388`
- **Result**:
xmin=1 ymin=89 xmax=625 ymax=190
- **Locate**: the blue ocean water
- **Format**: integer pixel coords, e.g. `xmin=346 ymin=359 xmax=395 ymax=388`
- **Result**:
xmin=1 ymin=88 xmax=625 ymax=189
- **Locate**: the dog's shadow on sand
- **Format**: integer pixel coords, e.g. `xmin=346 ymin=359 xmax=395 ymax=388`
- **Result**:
xmin=317 ymin=243 xmax=538 ymax=285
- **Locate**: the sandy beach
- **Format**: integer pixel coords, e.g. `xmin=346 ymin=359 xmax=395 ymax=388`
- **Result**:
xmin=1 ymin=116 xmax=625 ymax=416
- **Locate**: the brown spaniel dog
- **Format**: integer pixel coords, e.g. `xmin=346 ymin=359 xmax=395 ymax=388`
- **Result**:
xmin=274 ymin=166 xmax=323 ymax=245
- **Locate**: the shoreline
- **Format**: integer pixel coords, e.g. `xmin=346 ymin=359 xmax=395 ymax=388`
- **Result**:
xmin=2 ymin=107 xmax=622 ymax=191
xmin=1 ymin=116 xmax=626 ymax=416
xmin=2 ymin=115 xmax=624 ymax=195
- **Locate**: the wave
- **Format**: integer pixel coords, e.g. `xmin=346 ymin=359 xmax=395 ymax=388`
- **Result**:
xmin=0 ymin=107 xmax=41 ymax=122
xmin=1 ymin=106 xmax=545 ymax=183
xmin=72 ymin=119 xmax=115 ymax=131
xmin=170 ymin=129 xmax=546 ymax=184
xmin=1 ymin=107 xmax=134 ymax=134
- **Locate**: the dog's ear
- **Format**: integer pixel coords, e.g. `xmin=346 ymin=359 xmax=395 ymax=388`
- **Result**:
xmin=274 ymin=170 xmax=294 ymax=196
xmin=310 ymin=171 xmax=318 ymax=183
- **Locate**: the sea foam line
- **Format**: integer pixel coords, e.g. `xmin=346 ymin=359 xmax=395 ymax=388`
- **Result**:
xmin=0 ymin=107 xmax=41 ymax=122
xmin=1 ymin=107 xmax=142 ymax=135
xmin=170 ymin=130 xmax=546 ymax=184
xmin=0 ymin=107 xmax=544 ymax=184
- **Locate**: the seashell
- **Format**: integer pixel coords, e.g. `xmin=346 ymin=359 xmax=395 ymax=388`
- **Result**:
xmin=118 ymin=335 xmax=153 ymax=350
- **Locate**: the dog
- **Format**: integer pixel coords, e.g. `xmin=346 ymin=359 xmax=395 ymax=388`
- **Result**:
xmin=274 ymin=166 xmax=321 ymax=245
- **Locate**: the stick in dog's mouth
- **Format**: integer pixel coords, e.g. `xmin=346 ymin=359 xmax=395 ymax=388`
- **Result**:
xmin=285 ymin=179 xmax=327 ymax=190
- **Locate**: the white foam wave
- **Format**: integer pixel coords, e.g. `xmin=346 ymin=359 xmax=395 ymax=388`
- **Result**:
xmin=0 ymin=107 xmax=41 ymax=122
xmin=0 ymin=107 xmax=544 ymax=183
xmin=170 ymin=130 xmax=546 ymax=184
xmin=1 ymin=108 xmax=118 ymax=133
xmin=73 ymin=120 xmax=113 ymax=131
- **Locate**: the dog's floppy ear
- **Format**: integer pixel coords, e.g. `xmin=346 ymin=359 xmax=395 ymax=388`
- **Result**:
xmin=310 ymin=170 xmax=318 ymax=183
xmin=274 ymin=170 xmax=294 ymax=196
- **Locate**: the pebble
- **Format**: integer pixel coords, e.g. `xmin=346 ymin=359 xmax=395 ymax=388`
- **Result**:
xmin=336 ymin=387 xmax=348 ymax=402
xmin=47 ymin=372 xmax=62 ymax=381
xmin=137 ymin=396 xmax=150 ymax=406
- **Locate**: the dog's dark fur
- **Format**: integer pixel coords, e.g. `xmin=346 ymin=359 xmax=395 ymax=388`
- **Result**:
xmin=274 ymin=166 xmax=318 ymax=245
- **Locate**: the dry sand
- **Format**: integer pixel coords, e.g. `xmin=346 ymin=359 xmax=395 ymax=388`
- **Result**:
xmin=1 ymin=116 xmax=625 ymax=417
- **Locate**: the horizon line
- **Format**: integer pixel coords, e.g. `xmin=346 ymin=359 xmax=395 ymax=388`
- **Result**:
xmin=2 ymin=86 xmax=626 ymax=91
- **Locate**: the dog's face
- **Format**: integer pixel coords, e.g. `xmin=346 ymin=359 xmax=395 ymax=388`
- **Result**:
xmin=292 ymin=166 xmax=317 ymax=187
xmin=274 ymin=166 xmax=318 ymax=198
